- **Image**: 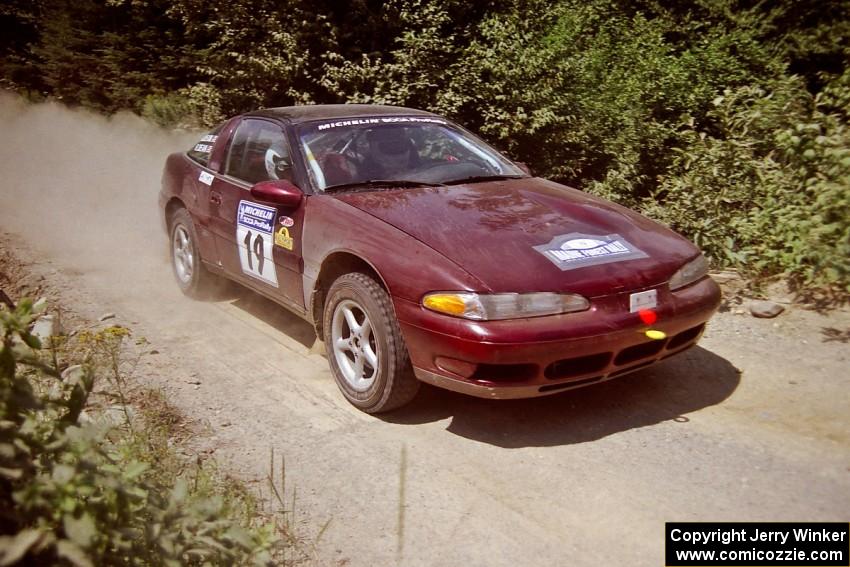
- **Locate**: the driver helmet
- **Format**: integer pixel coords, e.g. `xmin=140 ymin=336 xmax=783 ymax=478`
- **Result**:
xmin=367 ymin=127 xmax=414 ymax=176
xmin=264 ymin=140 xmax=291 ymax=181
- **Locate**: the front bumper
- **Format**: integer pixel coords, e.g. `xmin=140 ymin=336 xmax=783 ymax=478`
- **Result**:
xmin=395 ymin=277 xmax=721 ymax=399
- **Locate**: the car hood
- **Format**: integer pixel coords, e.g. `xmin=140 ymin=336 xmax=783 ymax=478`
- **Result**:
xmin=334 ymin=178 xmax=699 ymax=296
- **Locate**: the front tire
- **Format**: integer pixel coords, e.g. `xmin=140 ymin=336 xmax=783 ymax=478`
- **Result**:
xmin=323 ymin=272 xmax=419 ymax=413
xmin=169 ymin=208 xmax=219 ymax=298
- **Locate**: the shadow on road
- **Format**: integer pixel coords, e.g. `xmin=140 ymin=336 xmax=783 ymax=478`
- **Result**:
xmin=383 ymin=346 xmax=741 ymax=448
xmin=217 ymin=284 xmax=318 ymax=349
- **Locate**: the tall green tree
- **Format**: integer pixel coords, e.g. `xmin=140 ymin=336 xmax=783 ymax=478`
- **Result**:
xmin=16 ymin=0 xmax=199 ymax=113
xmin=0 ymin=0 xmax=44 ymax=93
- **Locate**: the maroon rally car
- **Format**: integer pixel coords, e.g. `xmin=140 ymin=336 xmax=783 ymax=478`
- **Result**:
xmin=159 ymin=104 xmax=720 ymax=413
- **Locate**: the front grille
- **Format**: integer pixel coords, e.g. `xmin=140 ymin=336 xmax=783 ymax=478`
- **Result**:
xmin=470 ymin=363 xmax=537 ymax=383
xmin=544 ymin=352 xmax=612 ymax=380
xmin=614 ymin=340 xmax=666 ymax=365
xmin=667 ymin=323 xmax=705 ymax=350
xmin=472 ymin=322 xmax=707 ymax=388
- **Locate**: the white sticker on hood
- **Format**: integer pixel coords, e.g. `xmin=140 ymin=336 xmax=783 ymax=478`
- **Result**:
xmin=533 ymin=233 xmax=648 ymax=270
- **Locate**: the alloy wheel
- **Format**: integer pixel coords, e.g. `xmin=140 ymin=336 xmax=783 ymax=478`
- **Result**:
xmin=331 ymin=299 xmax=379 ymax=391
xmin=172 ymin=225 xmax=194 ymax=284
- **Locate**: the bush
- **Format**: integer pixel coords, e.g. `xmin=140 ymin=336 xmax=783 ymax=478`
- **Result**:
xmin=640 ymin=73 xmax=850 ymax=291
xmin=0 ymin=299 xmax=283 ymax=566
xmin=140 ymin=93 xmax=200 ymax=130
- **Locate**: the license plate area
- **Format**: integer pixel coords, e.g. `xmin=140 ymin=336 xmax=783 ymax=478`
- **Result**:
xmin=629 ymin=289 xmax=657 ymax=313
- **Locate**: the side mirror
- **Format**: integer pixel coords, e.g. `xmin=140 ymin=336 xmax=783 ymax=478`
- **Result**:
xmin=251 ymin=179 xmax=304 ymax=208
xmin=516 ymin=162 xmax=534 ymax=176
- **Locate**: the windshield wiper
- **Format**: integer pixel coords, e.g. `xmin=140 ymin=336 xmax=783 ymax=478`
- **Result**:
xmin=443 ymin=174 xmax=526 ymax=185
xmin=323 ymin=179 xmax=445 ymax=192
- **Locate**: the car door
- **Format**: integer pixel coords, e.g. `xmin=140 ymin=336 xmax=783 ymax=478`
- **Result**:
xmin=209 ymin=118 xmax=306 ymax=311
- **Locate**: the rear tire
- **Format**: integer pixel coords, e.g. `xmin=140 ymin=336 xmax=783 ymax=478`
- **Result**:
xmin=169 ymin=208 xmax=220 ymax=298
xmin=323 ymin=272 xmax=420 ymax=413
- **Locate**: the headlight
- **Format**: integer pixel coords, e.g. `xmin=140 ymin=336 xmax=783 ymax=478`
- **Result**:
xmin=422 ymin=292 xmax=590 ymax=320
xmin=669 ymin=254 xmax=709 ymax=291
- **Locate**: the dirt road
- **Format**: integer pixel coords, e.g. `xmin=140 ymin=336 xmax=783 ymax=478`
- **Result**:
xmin=1 ymin=96 xmax=848 ymax=566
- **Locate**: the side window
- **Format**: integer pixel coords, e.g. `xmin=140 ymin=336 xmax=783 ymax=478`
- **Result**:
xmin=186 ymin=123 xmax=224 ymax=166
xmin=224 ymin=120 xmax=292 ymax=184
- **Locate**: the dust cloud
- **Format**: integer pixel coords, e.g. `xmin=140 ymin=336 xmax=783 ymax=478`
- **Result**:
xmin=0 ymin=92 xmax=198 ymax=303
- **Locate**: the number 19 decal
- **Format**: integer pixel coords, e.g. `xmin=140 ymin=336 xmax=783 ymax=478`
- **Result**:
xmin=242 ymin=230 xmax=265 ymax=273
xmin=236 ymin=200 xmax=278 ymax=287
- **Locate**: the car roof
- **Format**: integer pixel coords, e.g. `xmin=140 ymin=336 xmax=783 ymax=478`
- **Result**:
xmin=245 ymin=104 xmax=439 ymax=124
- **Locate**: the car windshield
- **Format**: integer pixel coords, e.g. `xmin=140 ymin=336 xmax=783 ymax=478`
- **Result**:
xmin=297 ymin=116 xmax=526 ymax=191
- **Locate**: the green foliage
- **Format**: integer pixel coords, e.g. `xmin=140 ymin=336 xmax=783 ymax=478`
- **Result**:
xmin=641 ymin=73 xmax=850 ymax=291
xmin=0 ymin=301 xmax=283 ymax=565
xmin=0 ymin=0 xmax=44 ymax=92
xmin=325 ymin=0 xmax=780 ymax=185
xmin=168 ymin=0 xmax=317 ymax=117
xmin=22 ymin=0 xmax=201 ymax=115
xmin=140 ymin=93 xmax=199 ymax=129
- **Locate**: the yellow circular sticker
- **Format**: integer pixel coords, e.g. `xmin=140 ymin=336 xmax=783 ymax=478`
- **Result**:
xmin=645 ymin=329 xmax=666 ymax=340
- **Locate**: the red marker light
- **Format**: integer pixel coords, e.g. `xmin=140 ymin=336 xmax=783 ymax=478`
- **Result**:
xmin=638 ymin=309 xmax=657 ymax=325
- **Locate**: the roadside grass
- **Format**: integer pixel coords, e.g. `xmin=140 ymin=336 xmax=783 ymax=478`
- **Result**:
xmin=0 ymin=297 xmax=305 ymax=565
